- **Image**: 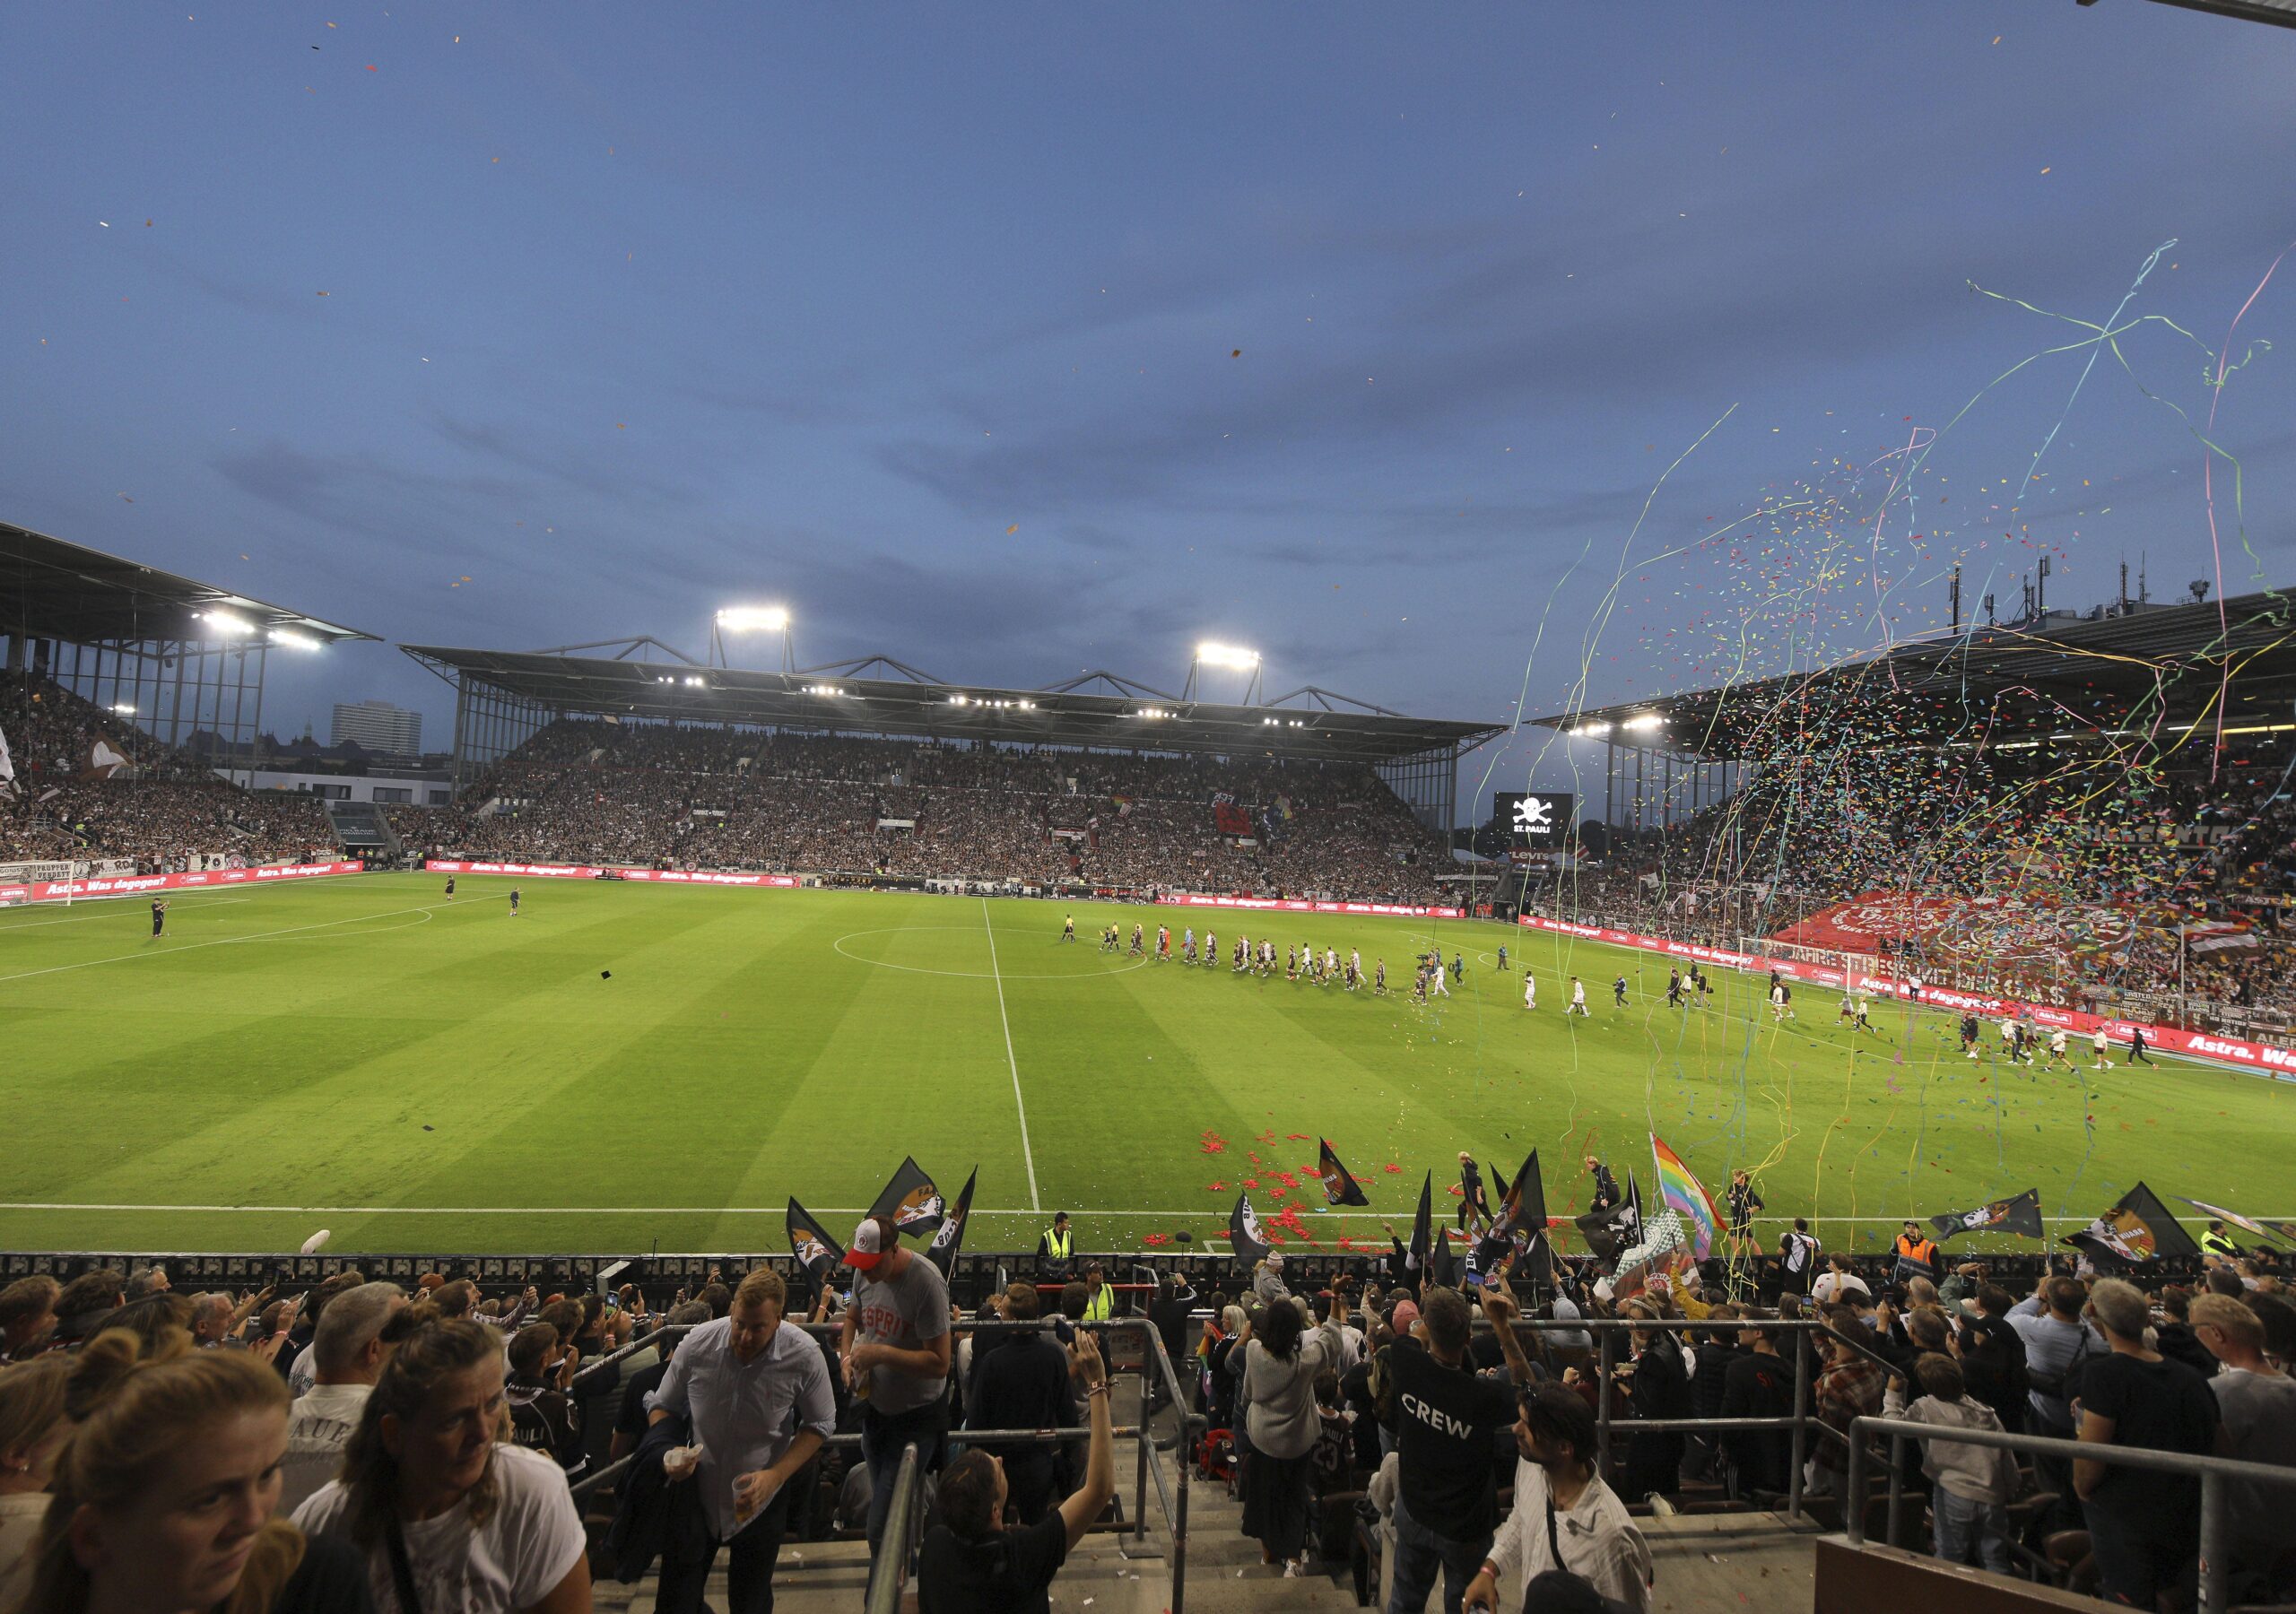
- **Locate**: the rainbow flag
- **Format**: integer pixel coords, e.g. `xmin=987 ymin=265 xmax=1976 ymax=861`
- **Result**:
xmin=1649 ymin=1134 xmax=1722 ymax=1263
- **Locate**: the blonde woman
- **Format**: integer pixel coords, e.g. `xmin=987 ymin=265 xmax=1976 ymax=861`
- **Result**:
xmin=0 ymin=1356 xmax=72 ymax=1606
xmin=8 ymin=1332 xmax=371 ymax=1614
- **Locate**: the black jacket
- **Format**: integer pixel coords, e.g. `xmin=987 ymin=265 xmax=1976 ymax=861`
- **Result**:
xmin=603 ymin=1406 xmax=710 ymax=1580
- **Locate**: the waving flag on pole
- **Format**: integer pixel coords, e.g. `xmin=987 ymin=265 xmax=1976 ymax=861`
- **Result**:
xmin=1229 ymin=1192 xmax=1271 ymax=1263
xmin=786 ymin=1200 xmax=845 ymax=1284
xmin=1474 ymin=1153 xmax=1553 ymax=1275
xmin=2175 ymin=1196 xmax=2283 ymax=1246
xmin=927 ymin=1168 xmax=978 ymax=1276
xmin=1648 ymin=1135 xmax=1722 ymax=1263
xmin=2066 ymin=1182 xmax=2199 ymax=1266
xmin=869 ymin=1156 xmax=945 ymax=1236
xmin=1575 ymin=1173 xmax=1643 ymax=1263
xmin=1932 ymin=1189 xmax=2045 ymax=1242
xmin=1318 ymin=1139 xmax=1370 ymax=1207
xmin=1407 ymin=1171 xmax=1432 ymax=1272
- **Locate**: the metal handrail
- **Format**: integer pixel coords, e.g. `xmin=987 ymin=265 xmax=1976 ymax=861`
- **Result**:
xmin=861 ymin=1443 xmax=922 ymax=1614
xmin=1845 ymin=1413 xmax=2296 ymax=1612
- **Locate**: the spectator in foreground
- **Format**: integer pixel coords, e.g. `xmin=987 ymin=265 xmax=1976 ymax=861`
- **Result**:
xmin=963 ymin=1282 xmax=1075 ymax=1525
xmin=918 ymin=1324 xmax=1114 ymax=1614
xmin=277 ymin=1281 xmax=410 ymax=1515
xmin=504 ymin=1324 xmax=587 ymax=1479
xmin=2190 ymin=1293 xmax=2296 ymax=1595
xmin=1242 ymin=1293 xmax=1350 ymax=1576
xmin=649 ymin=1268 xmax=835 ymax=1614
xmin=13 ymin=1333 xmax=373 ymax=1614
xmin=609 ymin=1300 xmax=711 ymax=1464
xmin=1465 ymin=1384 xmax=1652 ymax=1614
xmin=839 ymin=1216 xmax=953 ymax=1565
xmin=2008 ymin=1273 xmax=2101 ymax=1520
xmin=1881 ymin=1353 xmax=2019 ymax=1571
xmin=0 ymin=1279 xmax=61 ymax=1365
xmin=1717 ymin=1311 xmax=1794 ymax=1497
xmin=2074 ymin=1277 xmax=2222 ymax=1610
xmin=1378 ymin=1282 xmax=1535 ymax=1612
xmin=0 ymin=1355 xmax=72 ymax=1607
xmin=292 ymin=1318 xmax=590 ymax=1614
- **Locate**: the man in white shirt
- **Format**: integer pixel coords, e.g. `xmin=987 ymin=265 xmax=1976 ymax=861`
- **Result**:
xmin=276 ymin=1281 xmax=408 ymax=1515
xmin=1465 ymin=1384 xmax=1651 ymax=1612
xmin=1811 ymin=1254 xmax=1871 ymax=1307
xmin=652 ymin=1267 xmax=838 ymax=1614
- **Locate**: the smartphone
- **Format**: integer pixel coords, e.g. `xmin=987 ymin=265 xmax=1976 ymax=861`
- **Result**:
xmin=1053 ymin=1316 xmax=1075 ymax=1347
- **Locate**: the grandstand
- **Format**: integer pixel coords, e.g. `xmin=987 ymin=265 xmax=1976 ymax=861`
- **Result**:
xmin=396 ymin=638 xmax=1503 ymax=903
xmin=1526 ymin=587 xmax=2296 ymax=1037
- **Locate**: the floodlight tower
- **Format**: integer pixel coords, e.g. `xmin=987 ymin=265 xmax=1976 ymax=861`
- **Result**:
xmin=711 ymin=605 xmax=794 ymax=672
xmin=1185 ymin=640 xmax=1263 ymax=704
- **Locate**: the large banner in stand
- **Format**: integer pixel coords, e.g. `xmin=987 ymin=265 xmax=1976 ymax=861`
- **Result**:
xmin=0 ymin=860 xmax=368 ymax=906
xmin=1157 ymin=892 xmax=1464 ymax=919
xmin=1516 ymin=913 xmax=2296 ymax=1081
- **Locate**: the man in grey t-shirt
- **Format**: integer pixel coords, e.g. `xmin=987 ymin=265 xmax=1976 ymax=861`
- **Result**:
xmin=839 ymin=1216 xmax=953 ymax=1564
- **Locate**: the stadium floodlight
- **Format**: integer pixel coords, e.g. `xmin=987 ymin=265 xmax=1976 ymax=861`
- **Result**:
xmin=111 ymin=702 xmax=135 ymax=715
xmin=682 ymin=675 xmax=705 ymax=688
xmin=199 ymin=610 xmax=255 ymax=638
xmin=1195 ymin=640 xmax=1260 ymax=670
xmin=716 ymin=605 xmax=789 ymax=633
xmin=1624 ymin=713 xmax=1665 ymax=732
xmin=268 ymin=628 xmax=323 ymax=650
xmin=1574 ymin=722 xmax=1613 ymax=737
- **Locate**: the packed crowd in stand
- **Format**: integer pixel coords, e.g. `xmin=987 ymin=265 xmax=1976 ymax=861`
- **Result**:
xmin=388 ymin=718 xmax=1457 ymax=903
xmin=1 ymin=1200 xmax=2288 ymax=1614
xmin=1541 ymin=743 xmax=2296 ymax=1024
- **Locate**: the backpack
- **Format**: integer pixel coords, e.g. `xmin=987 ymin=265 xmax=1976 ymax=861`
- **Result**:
xmin=2023 ymin=1327 xmax=2092 ymax=1413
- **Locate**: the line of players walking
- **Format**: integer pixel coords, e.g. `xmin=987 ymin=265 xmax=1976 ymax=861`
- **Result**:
xmin=1058 ymin=912 xmax=1485 ymax=999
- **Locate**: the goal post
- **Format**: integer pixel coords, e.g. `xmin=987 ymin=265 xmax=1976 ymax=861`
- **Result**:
xmin=0 ymin=862 xmax=81 ymax=907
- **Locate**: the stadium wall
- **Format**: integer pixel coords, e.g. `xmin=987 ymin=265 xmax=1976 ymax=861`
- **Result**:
xmin=1518 ymin=914 xmax=2296 ymax=1080
xmin=0 ymin=860 xmax=368 ymax=906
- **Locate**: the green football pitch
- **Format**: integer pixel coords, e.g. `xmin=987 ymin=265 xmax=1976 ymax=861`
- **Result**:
xmin=2 ymin=872 xmax=2289 ymax=1257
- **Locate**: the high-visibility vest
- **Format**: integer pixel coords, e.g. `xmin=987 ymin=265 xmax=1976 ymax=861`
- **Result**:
xmin=2200 ymin=1231 xmax=2239 ymax=1259
xmin=1083 ymin=1284 xmax=1114 ymax=1323
xmin=1042 ymin=1228 xmax=1073 ymax=1262
xmin=1895 ymin=1234 xmax=1938 ymax=1270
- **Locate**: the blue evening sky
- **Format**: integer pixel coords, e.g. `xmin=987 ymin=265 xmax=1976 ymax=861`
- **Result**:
xmin=4 ymin=4 xmax=2292 ymax=818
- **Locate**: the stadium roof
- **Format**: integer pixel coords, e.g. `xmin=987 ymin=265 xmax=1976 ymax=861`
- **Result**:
xmin=403 ymin=642 xmax=1501 ymax=764
xmin=1532 ymin=589 xmax=2296 ymax=760
xmin=0 ymin=521 xmax=375 ymax=647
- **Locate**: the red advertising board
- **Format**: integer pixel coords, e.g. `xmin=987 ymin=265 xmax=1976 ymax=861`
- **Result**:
xmin=424 ymin=860 xmax=801 ymax=888
xmin=1516 ymin=913 xmax=2296 ymax=1080
xmin=1156 ymin=892 xmax=1464 ymax=919
xmin=0 ymin=860 xmax=368 ymax=906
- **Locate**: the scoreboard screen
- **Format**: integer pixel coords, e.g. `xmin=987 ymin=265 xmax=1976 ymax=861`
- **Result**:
xmin=1496 ymin=791 xmax=1572 ymax=848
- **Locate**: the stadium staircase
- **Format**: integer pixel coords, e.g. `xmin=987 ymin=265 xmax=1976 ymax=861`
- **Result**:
xmin=577 ymin=1375 xmax=1831 ymax=1614
xmin=322 ymin=800 xmax=398 ymax=857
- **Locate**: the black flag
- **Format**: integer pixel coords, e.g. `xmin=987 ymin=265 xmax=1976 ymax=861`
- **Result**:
xmin=927 ymin=1168 xmax=978 ymax=1276
xmin=869 ymin=1156 xmax=944 ymax=1236
xmin=2066 ymin=1181 xmax=2200 ymax=1266
xmin=1229 ymin=1192 xmax=1271 ymax=1263
xmin=787 ymin=1199 xmax=844 ymax=1284
xmin=1930 ymin=1188 xmax=2044 ymax=1242
xmin=1575 ymin=1173 xmax=1642 ymax=1263
xmin=1408 ymin=1171 xmax=1432 ymax=1273
xmin=1318 ymin=1139 xmax=1370 ymax=1207
xmin=1430 ymin=1225 xmax=1459 ymax=1289
xmin=1475 ymin=1153 xmax=1553 ymax=1273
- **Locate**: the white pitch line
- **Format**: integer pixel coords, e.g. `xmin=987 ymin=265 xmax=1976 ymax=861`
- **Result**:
xmin=0 ymin=896 xmax=253 ymax=931
xmin=0 ymin=898 xmax=462 ymax=985
xmin=980 ymin=898 xmax=1041 ymax=1213
xmin=0 ymin=1201 xmax=2284 ymax=1224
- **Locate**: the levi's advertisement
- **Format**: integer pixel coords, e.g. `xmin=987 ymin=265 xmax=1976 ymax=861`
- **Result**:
xmin=1515 ymin=913 xmax=2296 ymax=1080
xmin=0 ymin=860 xmax=368 ymax=906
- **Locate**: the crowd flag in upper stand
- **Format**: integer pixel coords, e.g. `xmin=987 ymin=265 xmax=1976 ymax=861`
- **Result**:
xmin=926 ymin=1168 xmax=978 ymax=1276
xmin=1648 ymin=1135 xmax=1721 ymax=1263
xmin=869 ymin=1156 xmax=945 ymax=1236
xmin=2065 ymin=1182 xmax=2200 ymax=1266
xmin=1407 ymin=1172 xmax=1433 ymax=1272
xmin=1931 ymin=1189 xmax=2047 ymax=1242
xmin=1474 ymin=1153 xmax=1556 ymax=1279
xmin=1318 ymin=1140 xmax=1370 ymax=1207
xmin=1575 ymin=1174 xmax=1643 ymax=1263
xmin=1229 ymin=1192 xmax=1272 ymax=1263
xmin=0 ymin=725 xmax=13 ymax=796
xmin=786 ymin=1200 xmax=844 ymax=1283
xmin=2175 ymin=1197 xmax=2286 ymax=1246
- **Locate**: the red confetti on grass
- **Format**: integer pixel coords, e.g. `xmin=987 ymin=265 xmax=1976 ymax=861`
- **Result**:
xmin=1205 ymin=1181 xmax=1225 ymax=1192
xmin=1285 ymin=1132 xmax=1309 ymax=1141
xmin=1384 ymin=1163 xmax=1404 ymax=1174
